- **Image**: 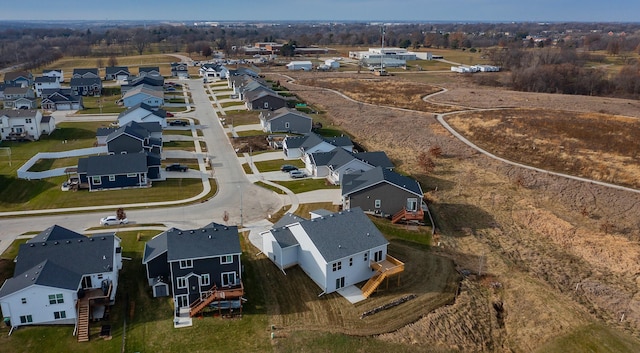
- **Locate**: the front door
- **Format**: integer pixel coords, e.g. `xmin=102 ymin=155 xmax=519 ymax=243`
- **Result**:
xmin=176 ymin=294 xmax=189 ymax=308
xmin=406 ymin=198 xmax=418 ymax=212
xmin=82 ymin=276 xmax=92 ymax=289
xmin=374 ymin=250 xmax=383 ymax=262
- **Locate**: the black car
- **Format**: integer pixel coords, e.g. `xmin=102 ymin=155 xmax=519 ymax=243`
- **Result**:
xmin=169 ymin=120 xmax=188 ymax=126
xmin=165 ymin=164 xmax=189 ymax=172
xmin=280 ymin=164 xmax=298 ymax=172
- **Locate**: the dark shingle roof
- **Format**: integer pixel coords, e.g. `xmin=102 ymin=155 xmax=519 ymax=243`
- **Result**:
xmin=73 ymin=68 xmax=99 ymax=76
xmin=143 ymin=224 xmax=241 ymax=263
xmin=270 ymin=227 xmax=298 ymax=248
xmin=289 ymin=132 xmax=353 ymax=152
xmin=97 ymin=127 xmax=117 ymax=137
xmin=35 ymin=76 xmax=58 ymax=83
xmin=70 ymin=77 xmax=101 ymax=86
xmin=80 ymin=153 xmax=148 ymax=176
xmin=341 ymin=166 xmax=423 ymax=197
xmin=0 ymin=109 xmax=38 ymax=118
xmin=0 ymin=227 xmax=117 ymax=297
xmin=105 ymin=66 xmax=130 ymax=75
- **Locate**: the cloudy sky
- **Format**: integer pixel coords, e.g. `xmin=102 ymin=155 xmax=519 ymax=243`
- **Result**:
xmin=1 ymin=0 xmax=638 ymax=22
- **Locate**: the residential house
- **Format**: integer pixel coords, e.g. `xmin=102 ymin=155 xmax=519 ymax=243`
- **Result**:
xmin=40 ymin=89 xmax=83 ymax=111
xmin=3 ymin=71 xmax=33 ymax=87
xmin=142 ymin=223 xmax=244 ymax=318
xmin=0 ymin=109 xmax=55 ymax=141
xmin=259 ymin=107 xmax=312 ymax=134
xmin=42 ymin=69 xmax=64 ymax=83
xmin=199 ymin=63 xmax=229 ymax=79
xmin=228 ymin=74 xmax=265 ymax=96
xmin=3 ymin=86 xmax=37 ymax=109
xmin=96 ymin=127 xmax=116 ymax=146
xmin=0 ymin=83 xmax=19 ymax=100
xmin=72 ymin=68 xmax=99 ymax=79
xmin=342 ymin=166 xmax=425 ymax=222
xmin=105 ymin=66 xmax=130 ymax=81
xmin=120 ymin=75 xmax=164 ymax=95
xmin=34 ymin=76 xmax=61 ymax=97
xmin=121 ymin=85 xmax=164 ymax=109
xmin=138 ymin=66 xmax=161 ymax=77
xmin=117 ymin=102 xmax=167 ymax=128
xmin=305 ymin=148 xmax=393 ymax=184
xmin=77 ymin=153 xmax=151 ymax=191
xmin=282 ymin=132 xmax=353 ymax=159
xmin=0 ymin=225 xmax=122 ymax=341
xmin=261 ymin=207 xmax=402 ymax=297
xmin=70 ymin=77 xmax=102 ymax=96
xmin=244 ymin=89 xmax=287 ymax=111
xmin=106 ymin=121 xmax=163 ymax=156
xmin=286 ymin=61 xmax=313 ymax=71
xmin=170 ymin=62 xmax=189 ymax=78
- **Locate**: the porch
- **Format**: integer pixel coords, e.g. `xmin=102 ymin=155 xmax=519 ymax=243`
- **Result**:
xmin=391 ymin=207 xmax=425 ymax=224
xmin=75 ymin=282 xmax=113 ymax=342
xmin=361 ymin=255 xmax=405 ymax=298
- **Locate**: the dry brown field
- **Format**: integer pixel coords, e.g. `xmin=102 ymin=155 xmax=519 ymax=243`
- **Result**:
xmin=266 ymin=69 xmax=640 ymax=352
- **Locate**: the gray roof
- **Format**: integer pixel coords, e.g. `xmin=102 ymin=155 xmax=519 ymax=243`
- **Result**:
xmin=143 ymin=224 xmax=241 ymax=263
xmin=126 ymin=75 xmax=164 ymax=87
xmin=272 ymin=213 xmax=305 ymax=229
xmin=286 ymin=133 xmax=353 ymax=151
xmin=139 ymin=66 xmax=160 ymax=74
xmin=0 ymin=227 xmax=117 ymax=297
xmin=70 ymin=77 xmax=101 ymax=87
xmin=0 ymin=109 xmax=38 ymax=118
xmin=97 ymin=127 xmax=117 ymax=137
xmin=107 ymin=121 xmax=150 ymax=143
xmin=270 ymin=227 xmax=298 ymax=248
xmin=4 ymin=86 xmax=29 ymax=95
xmin=296 ymin=207 xmax=388 ymax=263
xmin=41 ymin=89 xmax=81 ymax=103
xmin=106 ymin=66 xmax=130 ymax=75
xmin=354 ymin=151 xmax=394 ymax=169
xmin=310 ymin=209 xmax=333 ymax=217
xmin=35 ymin=76 xmax=58 ymax=83
xmin=123 ymin=85 xmax=163 ymax=99
xmin=261 ymin=107 xmax=311 ymax=123
xmin=73 ymin=68 xmax=99 ymax=76
xmin=341 ymin=166 xmax=423 ymax=197
xmin=118 ymin=103 xmax=166 ymax=120
xmin=78 ymin=153 xmax=148 ymax=176
xmin=3 ymin=71 xmax=31 ymax=82
xmin=40 ymin=116 xmax=52 ymax=124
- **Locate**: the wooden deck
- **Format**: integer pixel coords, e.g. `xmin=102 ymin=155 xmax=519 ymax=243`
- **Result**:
xmin=189 ymin=282 xmax=244 ymax=317
xmin=361 ymin=255 xmax=405 ymax=298
xmin=391 ymin=207 xmax=425 ymax=224
xmin=76 ymin=283 xmax=112 ymax=342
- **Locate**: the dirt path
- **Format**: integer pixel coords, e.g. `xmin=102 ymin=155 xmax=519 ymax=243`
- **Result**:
xmin=270 ymin=71 xmax=640 ymax=351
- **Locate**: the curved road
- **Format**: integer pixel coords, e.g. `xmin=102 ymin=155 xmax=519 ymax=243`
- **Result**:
xmin=0 ymin=78 xmax=284 ymax=252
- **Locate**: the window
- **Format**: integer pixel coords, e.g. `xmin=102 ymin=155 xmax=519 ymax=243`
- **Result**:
xmin=285 ymin=122 xmax=290 ymax=129
xmin=177 ymin=277 xmax=187 ymax=289
xmin=264 ymin=102 xmax=269 ymax=108
xmin=374 ymin=199 xmax=381 ymax=208
xmin=48 ymin=293 xmax=64 ymax=304
xmin=108 ymin=175 xmax=116 ymax=182
xmin=374 ymin=250 xmax=383 ymax=262
xmin=336 ymin=277 xmax=345 ymax=290
xmin=21 ymin=298 xmax=27 ymax=304
xmin=54 ymin=311 xmax=66 ymax=320
xmin=221 ymin=272 xmax=236 ymax=287
xmin=332 ymin=261 xmax=342 ymax=272
xmin=20 ymin=315 xmax=33 ymax=324
xmin=127 ymin=173 xmax=137 ymax=178
xmin=364 ymin=252 xmax=369 ymax=262
xmin=26 ymin=118 xmax=32 ymax=123
xmin=220 ymin=255 xmax=233 ymax=264
xmin=200 ymin=274 xmax=211 ymax=287
xmin=349 ymin=258 xmax=353 ymax=267
xmin=91 ymin=176 xmax=101 ymax=185
xmin=176 ymin=295 xmax=188 ymax=308
xmin=97 ymin=274 xmax=104 ymax=280
xmin=179 ymin=259 xmax=193 ymax=269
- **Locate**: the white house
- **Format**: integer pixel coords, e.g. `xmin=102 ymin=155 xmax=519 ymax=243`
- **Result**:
xmin=305 ymin=149 xmax=393 ymax=184
xmin=286 ymin=61 xmax=313 ymax=71
xmin=42 ymin=69 xmax=64 ymax=83
xmin=0 ymin=109 xmax=55 ymax=141
xmin=34 ymin=76 xmax=61 ymax=97
xmin=117 ymin=103 xmax=167 ymax=128
xmin=0 ymin=225 xmax=122 ymax=340
xmin=261 ymin=208 xmax=402 ymax=297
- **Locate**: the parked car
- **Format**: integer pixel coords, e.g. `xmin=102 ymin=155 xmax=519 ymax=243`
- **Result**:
xmin=100 ymin=215 xmax=129 ymax=226
xmin=166 ymin=112 xmax=175 ymax=117
xmin=166 ymin=163 xmax=189 ymax=172
xmin=169 ymin=120 xmax=188 ymax=126
xmin=280 ymin=164 xmax=298 ymax=172
xmin=289 ymin=170 xmax=306 ymax=179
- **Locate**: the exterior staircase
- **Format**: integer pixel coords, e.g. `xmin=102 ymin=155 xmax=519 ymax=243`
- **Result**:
xmin=391 ymin=207 xmax=425 ymax=224
xmin=361 ymin=255 xmax=405 ymax=298
xmin=77 ymin=303 xmax=90 ymax=342
xmin=189 ymin=283 xmax=244 ymax=317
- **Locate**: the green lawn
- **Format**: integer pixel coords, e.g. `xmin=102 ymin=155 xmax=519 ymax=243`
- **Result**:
xmin=78 ymin=95 xmax=126 ymax=114
xmin=220 ymin=101 xmax=245 ymax=109
xmin=242 ymin=163 xmax=253 ymax=174
xmin=255 ymin=181 xmax=285 ymax=194
xmin=28 ymin=156 xmax=93 ymax=172
xmin=163 ymin=141 xmax=196 ymax=151
xmin=224 ymin=111 xmax=259 ymax=126
xmin=235 ymin=130 xmax=265 ymax=137
xmin=163 ymin=129 xmax=195 ymax=137
xmin=253 ymin=159 xmax=305 ymax=172
xmin=271 ymin=178 xmax=339 ymax=194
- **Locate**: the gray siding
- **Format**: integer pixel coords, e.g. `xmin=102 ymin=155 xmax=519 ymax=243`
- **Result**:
xmin=347 ymin=182 xmax=419 ymax=216
xmin=146 ymin=252 xmax=170 ymax=284
xmin=108 ymin=135 xmax=143 ymax=154
xmin=250 ymin=96 xmax=286 ymax=111
xmin=269 ymin=116 xmax=312 ymax=134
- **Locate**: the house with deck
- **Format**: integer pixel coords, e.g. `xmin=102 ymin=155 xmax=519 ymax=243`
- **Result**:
xmin=244 ymin=89 xmax=287 ymax=111
xmin=282 ymin=132 xmax=353 ymax=159
xmin=142 ymin=223 xmax=244 ymax=321
xmin=121 ymin=75 xmax=164 ymax=95
xmin=0 ymin=225 xmax=122 ymax=342
xmin=261 ymin=207 xmax=403 ymax=298
xmin=305 ymin=149 xmax=393 ymax=184
xmin=0 ymin=109 xmax=55 ymax=141
xmin=77 ymin=153 xmax=151 ymax=191
xmin=342 ymin=166 xmax=425 ymax=222
xmin=70 ymin=77 xmax=102 ymax=96
xmin=72 ymin=68 xmax=99 ymax=79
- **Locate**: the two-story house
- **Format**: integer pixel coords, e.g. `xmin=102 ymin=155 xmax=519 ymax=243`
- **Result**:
xmin=142 ymin=223 xmax=244 ymax=321
xmin=0 ymin=225 xmax=122 ymax=342
xmin=0 ymin=109 xmax=55 ymax=141
xmin=34 ymin=76 xmax=61 ymax=97
xmin=3 ymin=86 xmax=37 ymax=109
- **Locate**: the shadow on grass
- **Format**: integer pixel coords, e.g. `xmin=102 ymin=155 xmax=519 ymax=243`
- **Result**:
xmin=432 ymin=203 xmax=496 ymax=235
xmin=0 ymin=175 xmax=54 ymax=204
xmin=46 ymin=127 xmax=96 ymax=140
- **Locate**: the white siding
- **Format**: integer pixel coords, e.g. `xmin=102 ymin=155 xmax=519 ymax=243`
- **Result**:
xmin=290 ymin=224 xmax=328 ymax=292
xmin=0 ymin=285 xmax=77 ymax=327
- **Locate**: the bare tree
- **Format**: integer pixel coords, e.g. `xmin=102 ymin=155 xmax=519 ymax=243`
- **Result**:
xmin=116 ymin=207 xmax=127 ymax=220
xmin=108 ymin=55 xmax=118 ymax=67
xmin=96 ymin=58 xmax=104 ymax=68
xmin=417 ymin=151 xmax=436 ymax=175
xmin=132 ymin=28 xmax=150 ymax=55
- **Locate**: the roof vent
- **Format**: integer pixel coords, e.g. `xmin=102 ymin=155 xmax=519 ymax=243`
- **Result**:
xmin=338 ymin=211 xmax=342 ymax=215
xmin=66 ymin=240 xmax=71 ymax=244
xmin=202 ymin=229 xmax=206 ymax=233
xmin=103 ymin=255 xmax=106 ymax=260
xmin=190 ymin=230 xmax=194 ymax=234
xmin=338 ymin=245 xmax=342 ymax=248
xmin=224 ymin=227 xmax=228 ymax=230
xmin=178 ymin=231 xmax=182 ymax=235
xmin=90 ymin=238 xmax=94 ymax=241
xmin=102 ymin=237 xmax=106 ymax=240
xmin=329 ymin=214 xmax=334 ymax=217
xmin=29 ymin=243 xmax=34 ymax=247
xmin=208 ymin=235 xmax=212 ymax=239
xmin=41 ymin=242 xmax=46 ymax=246
xmin=54 ymin=241 xmax=59 ymax=245
xmin=78 ymin=239 xmax=83 ymax=242
xmin=367 ymin=232 xmax=370 ymax=236
xmin=214 ymin=228 xmax=218 ymax=231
